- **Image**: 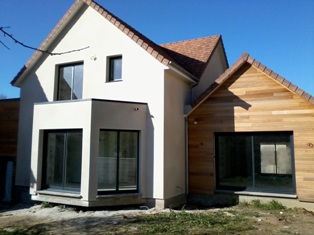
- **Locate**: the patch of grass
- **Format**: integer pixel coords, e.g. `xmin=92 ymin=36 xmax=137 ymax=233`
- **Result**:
xmin=251 ymin=199 xmax=285 ymax=210
xmin=133 ymin=210 xmax=255 ymax=234
xmin=40 ymin=202 xmax=52 ymax=209
xmin=57 ymin=204 xmax=76 ymax=212
xmin=0 ymin=225 xmax=46 ymax=235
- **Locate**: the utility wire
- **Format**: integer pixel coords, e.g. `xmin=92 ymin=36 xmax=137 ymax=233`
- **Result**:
xmin=0 ymin=27 xmax=89 ymax=55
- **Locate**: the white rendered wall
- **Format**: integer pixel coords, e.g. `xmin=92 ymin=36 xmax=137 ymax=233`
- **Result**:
xmin=164 ymin=70 xmax=190 ymax=200
xmin=192 ymin=42 xmax=228 ymax=102
xmin=17 ymin=6 xmax=169 ymax=200
xmin=30 ymin=100 xmax=148 ymax=202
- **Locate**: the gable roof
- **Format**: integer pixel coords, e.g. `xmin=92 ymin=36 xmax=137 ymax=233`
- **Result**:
xmin=189 ymin=52 xmax=314 ymax=115
xmin=160 ymin=36 xmax=223 ymax=78
xmin=11 ymin=0 xmax=223 ymax=86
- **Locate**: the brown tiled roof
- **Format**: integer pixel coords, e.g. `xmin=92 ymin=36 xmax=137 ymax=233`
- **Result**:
xmin=12 ymin=0 xmax=222 ymax=85
xmin=160 ymin=36 xmax=221 ymax=78
xmin=190 ymin=52 xmax=314 ymax=114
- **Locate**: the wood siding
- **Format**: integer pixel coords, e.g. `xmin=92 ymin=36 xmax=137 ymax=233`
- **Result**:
xmin=188 ymin=63 xmax=314 ymax=202
xmin=0 ymin=99 xmax=20 ymax=158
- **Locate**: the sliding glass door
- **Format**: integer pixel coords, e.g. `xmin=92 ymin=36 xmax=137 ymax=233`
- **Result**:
xmin=43 ymin=130 xmax=82 ymax=192
xmin=216 ymin=132 xmax=295 ymax=193
xmin=98 ymin=130 xmax=139 ymax=194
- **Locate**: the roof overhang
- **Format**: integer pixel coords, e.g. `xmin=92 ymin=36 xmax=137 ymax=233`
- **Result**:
xmin=11 ymin=0 xmax=86 ymax=87
xmin=187 ymin=52 xmax=314 ymax=116
xmin=168 ymin=61 xmax=198 ymax=84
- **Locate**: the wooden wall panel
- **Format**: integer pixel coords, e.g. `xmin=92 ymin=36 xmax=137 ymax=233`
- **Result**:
xmin=188 ymin=63 xmax=314 ymax=202
xmin=0 ymin=99 xmax=20 ymax=158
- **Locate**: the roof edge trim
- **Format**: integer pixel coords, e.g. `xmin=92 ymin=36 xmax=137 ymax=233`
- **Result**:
xmin=187 ymin=52 xmax=314 ymax=116
xmin=168 ymin=61 xmax=198 ymax=84
xmin=11 ymin=0 xmax=86 ymax=87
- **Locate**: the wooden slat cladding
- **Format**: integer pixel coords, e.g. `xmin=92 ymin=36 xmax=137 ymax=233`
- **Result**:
xmin=188 ymin=63 xmax=314 ymax=202
xmin=0 ymin=99 xmax=20 ymax=158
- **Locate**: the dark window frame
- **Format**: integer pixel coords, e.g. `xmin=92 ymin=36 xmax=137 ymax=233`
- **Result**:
xmin=42 ymin=129 xmax=83 ymax=193
xmin=56 ymin=62 xmax=84 ymax=101
xmin=215 ymin=131 xmax=296 ymax=194
xmin=107 ymin=55 xmax=122 ymax=82
xmin=97 ymin=129 xmax=139 ymax=195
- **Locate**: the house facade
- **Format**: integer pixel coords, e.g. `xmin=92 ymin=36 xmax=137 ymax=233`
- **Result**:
xmin=188 ymin=53 xmax=314 ymax=203
xmin=10 ymin=0 xmax=314 ymax=208
xmin=11 ymin=0 xmax=227 ymax=207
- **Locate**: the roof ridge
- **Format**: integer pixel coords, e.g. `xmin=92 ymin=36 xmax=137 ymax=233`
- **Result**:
xmin=160 ymin=35 xmax=221 ymax=46
xmin=12 ymin=0 xmax=220 ymax=85
xmin=160 ymin=35 xmax=222 ymax=78
xmin=79 ymin=0 xmax=175 ymax=65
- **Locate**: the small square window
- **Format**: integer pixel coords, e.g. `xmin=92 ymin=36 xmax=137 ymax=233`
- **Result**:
xmin=108 ymin=56 xmax=122 ymax=82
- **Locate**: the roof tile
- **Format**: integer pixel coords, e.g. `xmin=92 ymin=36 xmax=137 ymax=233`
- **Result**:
xmin=12 ymin=0 xmax=222 ymax=85
xmin=257 ymin=64 xmax=266 ymax=71
xmin=264 ymin=68 xmax=272 ymax=75
xmin=252 ymin=60 xmax=260 ymax=68
xmin=302 ymin=92 xmax=311 ymax=101
xmin=270 ymin=71 xmax=278 ymax=79
xmin=295 ymin=88 xmax=304 ymax=96
xmin=309 ymin=97 xmax=314 ymax=105
xmin=190 ymin=53 xmax=314 ymax=111
xmin=282 ymin=79 xmax=291 ymax=87
xmin=247 ymin=56 xmax=254 ymax=64
xmin=275 ymin=75 xmax=285 ymax=83
xmin=160 ymin=36 xmax=221 ymax=78
xmin=288 ymin=83 xmax=297 ymax=92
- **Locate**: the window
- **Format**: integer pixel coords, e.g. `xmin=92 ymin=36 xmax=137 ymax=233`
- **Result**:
xmin=215 ymin=132 xmax=295 ymax=194
xmin=98 ymin=130 xmax=139 ymax=194
xmin=108 ymin=56 xmax=122 ymax=82
xmin=42 ymin=130 xmax=82 ymax=192
xmin=57 ymin=63 xmax=83 ymax=100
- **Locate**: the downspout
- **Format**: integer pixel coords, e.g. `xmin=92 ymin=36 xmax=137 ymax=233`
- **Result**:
xmin=184 ymin=114 xmax=189 ymax=196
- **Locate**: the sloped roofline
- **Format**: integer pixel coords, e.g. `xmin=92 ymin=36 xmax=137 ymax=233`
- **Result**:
xmin=160 ymin=35 xmax=229 ymax=79
xmin=188 ymin=52 xmax=314 ymax=116
xmin=11 ymin=0 xmax=198 ymax=86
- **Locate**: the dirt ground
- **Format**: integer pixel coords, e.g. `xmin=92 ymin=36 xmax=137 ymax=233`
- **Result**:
xmin=0 ymin=203 xmax=314 ymax=234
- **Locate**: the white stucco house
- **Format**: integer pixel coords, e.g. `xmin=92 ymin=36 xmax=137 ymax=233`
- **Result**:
xmin=12 ymin=0 xmax=228 ymax=208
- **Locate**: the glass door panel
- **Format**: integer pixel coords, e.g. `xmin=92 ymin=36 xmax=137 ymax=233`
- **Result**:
xmin=65 ymin=132 xmax=82 ymax=190
xmin=98 ymin=131 xmax=118 ymax=191
xmin=46 ymin=133 xmax=65 ymax=189
xmin=216 ymin=132 xmax=295 ymax=194
xmin=44 ymin=130 xmax=82 ymax=192
xmin=118 ymin=132 xmax=138 ymax=191
xmin=218 ymin=135 xmax=253 ymax=190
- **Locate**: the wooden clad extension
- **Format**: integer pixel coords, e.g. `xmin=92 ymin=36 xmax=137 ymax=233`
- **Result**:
xmin=0 ymin=99 xmax=20 ymax=158
xmin=188 ymin=58 xmax=314 ymax=202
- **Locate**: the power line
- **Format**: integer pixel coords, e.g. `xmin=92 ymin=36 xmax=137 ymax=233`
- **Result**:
xmin=0 ymin=27 xmax=89 ymax=55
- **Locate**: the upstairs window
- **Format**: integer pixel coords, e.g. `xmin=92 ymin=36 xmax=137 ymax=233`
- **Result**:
xmin=57 ymin=63 xmax=83 ymax=100
xmin=108 ymin=56 xmax=122 ymax=82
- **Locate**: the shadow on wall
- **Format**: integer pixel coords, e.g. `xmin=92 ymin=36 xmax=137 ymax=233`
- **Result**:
xmin=144 ymin=106 xmax=154 ymax=201
xmin=188 ymin=65 xmax=252 ymax=196
xmin=15 ymin=71 xmax=48 ymax=204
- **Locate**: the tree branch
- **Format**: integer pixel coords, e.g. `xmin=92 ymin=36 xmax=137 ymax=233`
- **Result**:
xmin=0 ymin=27 xmax=89 ymax=55
xmin=0 ymin=39 xmax=10 ymax=50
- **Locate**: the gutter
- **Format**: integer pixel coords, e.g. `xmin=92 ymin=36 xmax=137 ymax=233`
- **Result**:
xmin=184 ymin=114 xmax=189 ymax=195
xmin=168 ymin=61 xmax=198 ymax=84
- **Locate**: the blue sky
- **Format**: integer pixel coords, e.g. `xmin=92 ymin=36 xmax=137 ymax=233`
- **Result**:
xmin=1 ymin=0 xmax=313 ymax=98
